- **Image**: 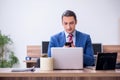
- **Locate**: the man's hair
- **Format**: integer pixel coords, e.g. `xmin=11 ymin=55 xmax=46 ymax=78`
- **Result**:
xmin=62 ymin=10 xmax=77 ymax=21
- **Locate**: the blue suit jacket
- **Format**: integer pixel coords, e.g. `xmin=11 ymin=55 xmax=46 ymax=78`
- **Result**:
xmin=48 ymin=30 xmax=94 ymax=66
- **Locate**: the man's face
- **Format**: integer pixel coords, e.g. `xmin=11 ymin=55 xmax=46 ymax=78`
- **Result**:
xmin=62 ymin=16 xmax=77 ymax=34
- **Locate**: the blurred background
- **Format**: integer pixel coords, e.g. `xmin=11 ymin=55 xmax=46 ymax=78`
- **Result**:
xmin=0 ymin=0 xmax=120 ymax=67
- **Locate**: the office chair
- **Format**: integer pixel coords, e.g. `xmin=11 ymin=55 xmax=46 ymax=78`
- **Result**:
xmin=92 ymin=43 xmax=102 ymax=66
xmin=116 ymin=63 xmax=120 ymax=69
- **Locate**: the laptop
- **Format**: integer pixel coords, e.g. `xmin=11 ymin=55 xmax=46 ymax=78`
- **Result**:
xmin=51 ymin=47 xmax=83 ymax=70
xmin=95 ymin=52 xmax=117 ymax=70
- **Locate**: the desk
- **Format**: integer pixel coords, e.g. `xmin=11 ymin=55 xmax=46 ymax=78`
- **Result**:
xmin=0 ymin=68 xmax=120 ymax=80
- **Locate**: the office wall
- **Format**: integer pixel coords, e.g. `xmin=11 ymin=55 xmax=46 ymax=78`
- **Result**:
xmin=0 ymin=0 xmax=120 ymax=67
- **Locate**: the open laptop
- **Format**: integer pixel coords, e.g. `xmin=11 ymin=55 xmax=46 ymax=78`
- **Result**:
xmin=51 ymin=47 xmax=83 ymax=70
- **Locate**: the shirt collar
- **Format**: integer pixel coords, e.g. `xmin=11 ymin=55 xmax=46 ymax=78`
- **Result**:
xmin=64 ymin=30 xmax=76 ymax=38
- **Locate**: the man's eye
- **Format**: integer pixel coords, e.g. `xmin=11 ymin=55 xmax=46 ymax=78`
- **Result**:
xmin=70 ymin=22 xmax=74 ymax=25
xmin=64 ymin=23 xmax=68 ymax=25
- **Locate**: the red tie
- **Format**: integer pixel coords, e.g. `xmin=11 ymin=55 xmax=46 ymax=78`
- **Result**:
xmin=68 ymin=34 xmax=73 ymax=43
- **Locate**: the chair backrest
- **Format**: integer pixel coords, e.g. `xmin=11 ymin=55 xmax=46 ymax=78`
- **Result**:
xmin=42 ymin=41 xmax=49 ymax=54
xmin=92 ymin=43 xmax=102 ymax=55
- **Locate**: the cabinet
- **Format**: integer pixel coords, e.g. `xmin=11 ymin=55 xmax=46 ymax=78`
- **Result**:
xmin=24 ymin=60 xmax=37 ymax=68
xmin=24 ymin=45 xmax=41 ymax=68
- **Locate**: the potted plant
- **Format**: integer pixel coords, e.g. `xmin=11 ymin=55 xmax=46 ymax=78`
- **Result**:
xmin=0 ymin=31 xmax=19 ymax=68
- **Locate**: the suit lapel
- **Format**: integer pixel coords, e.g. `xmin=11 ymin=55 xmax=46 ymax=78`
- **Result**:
xmin=75 ymin=31 xmax=81 ymax=47
xmin=59 ymin=31 xmax=66 ymax=47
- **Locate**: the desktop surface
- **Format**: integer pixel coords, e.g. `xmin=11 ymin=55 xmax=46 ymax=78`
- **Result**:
xmin=0 ymin=68 xmax=120 ymax=77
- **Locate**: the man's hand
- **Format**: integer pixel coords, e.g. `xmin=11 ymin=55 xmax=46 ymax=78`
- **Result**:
xmin=71 ymin=43 xmax=75 ymax=47
xmin=63 ymin=42 xmax=75 ymax=47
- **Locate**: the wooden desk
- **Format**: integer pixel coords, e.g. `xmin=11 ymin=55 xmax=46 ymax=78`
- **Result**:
xmin=0 ymin=68 xmax=120 ymax=80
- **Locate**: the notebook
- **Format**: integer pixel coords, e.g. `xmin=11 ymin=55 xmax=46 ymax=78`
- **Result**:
xmin=51 ymin=47 xmax=83 ymax=70
xmin=95 ymin=52 xmax=117 ymax=70
xmin=11 ymin=66 xmax=35 ymax=72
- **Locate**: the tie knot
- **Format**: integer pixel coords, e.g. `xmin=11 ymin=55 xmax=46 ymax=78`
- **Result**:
xmin=68 ymin=34 xmax=73 ymax=37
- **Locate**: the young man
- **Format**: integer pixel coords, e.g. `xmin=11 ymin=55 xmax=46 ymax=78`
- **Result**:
xmin=48 ymin=10 xmax=94 ymax=67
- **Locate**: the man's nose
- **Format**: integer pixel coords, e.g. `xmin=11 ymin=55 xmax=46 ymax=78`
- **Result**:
xmin=66 ymin=24 xmax=71 ymax=29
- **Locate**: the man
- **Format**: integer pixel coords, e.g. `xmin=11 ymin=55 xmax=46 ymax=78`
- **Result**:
xmin=48 ymin=10 xmax=94 ymax=67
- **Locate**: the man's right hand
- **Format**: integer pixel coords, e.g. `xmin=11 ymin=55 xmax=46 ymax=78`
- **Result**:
xmin=63 ymin=42 xmax=75 ymax=47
